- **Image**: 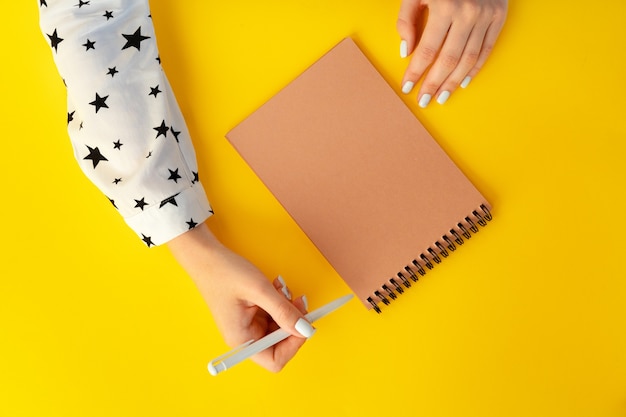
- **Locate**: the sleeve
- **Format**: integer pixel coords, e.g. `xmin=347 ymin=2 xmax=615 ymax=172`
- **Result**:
xmin=38 ymin=0 xmax=214 ymax=247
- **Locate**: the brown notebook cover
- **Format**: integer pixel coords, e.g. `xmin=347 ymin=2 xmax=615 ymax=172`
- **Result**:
xmin=226 ymin=38 xmax=492 ymax=312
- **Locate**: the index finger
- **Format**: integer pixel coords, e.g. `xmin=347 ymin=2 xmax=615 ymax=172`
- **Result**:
xmin=251 ymin=296 xmax=309 ymax=373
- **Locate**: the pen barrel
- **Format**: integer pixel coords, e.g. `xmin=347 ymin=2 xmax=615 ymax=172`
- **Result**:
xmin=207 ymin=294 xmax=353 ymax=375
xmin=215 ymin=329 xmax=291 ymax=373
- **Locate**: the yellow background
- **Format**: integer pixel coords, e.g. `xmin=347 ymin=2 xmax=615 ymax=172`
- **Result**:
xmin=2 ymin=1 xmax=625 ymax=416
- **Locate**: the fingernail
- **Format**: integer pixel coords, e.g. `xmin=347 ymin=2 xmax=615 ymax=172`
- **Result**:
xmin=301 ymin=295 xmax=309 ymax=311
xmin=460 ymin=76 xmax=472 ymax=89
xmin=295 ymin=318 xmax=316 ymax=338
xmin=437 ymin=90 xmax=450 ymax=105
xmin=277 ymin=275 xmax=291 ymax=300
xmin=400 ymin=40 xmax=408 ymax=58
xmin=418 ymin=94 xmax=432 ymax=108
xmin=282 ymin=287 xmax=292 ymax=300
xmin=401 ymin=81 xmax=414 ymax=94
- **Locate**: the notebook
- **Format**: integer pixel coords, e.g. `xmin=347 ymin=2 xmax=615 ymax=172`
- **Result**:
xmin=225 ymin=38 xmax=492 ymax=313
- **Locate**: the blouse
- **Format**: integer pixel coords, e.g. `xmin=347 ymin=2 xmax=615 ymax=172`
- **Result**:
xmin=38 ymin=0 xmax=214 ymax=247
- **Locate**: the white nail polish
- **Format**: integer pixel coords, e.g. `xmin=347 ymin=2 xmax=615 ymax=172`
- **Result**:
xmin=301 ymin=295 xmax=309 ymax=311
xmin=277 ymin=275 xmax=291 ymax=300
xmin=419 ymin=94 xmax=432 ymax=108
xmin=437 ymin=90 xmax=450 ymax=105
xmin=400 ymin=40 xmax=408 ymax=59
xmin=402 ymin=81 xmax=414 ymax=94
xmin=277 ymin=275 xmax=286 ymax=286
xmin=282 ymin=286 xmax=292 ymax=300
xmin=460 ymin=76 xmax=472 ymax=89
xmin=295 ymin=318 xmax=316 ymax=338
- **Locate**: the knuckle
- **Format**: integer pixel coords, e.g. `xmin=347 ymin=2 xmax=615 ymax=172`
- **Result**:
xmin=439 ymin=53 xmax=460 ymax=70
xmin=481 ymin=43 xmax=494 ymax=57
xmin=418 ymin=45 xmax=439 ymax=63
xmin=396 ymin=17 xmax=412 ymax=33
xmin=437 ymin=0 xmax=456 ymax=15
xmin=493 ymin=2 xmax=508 ymax=20
xmin=461 ymin=0 xmax=481 ymax=20
xmin=463 ymin=50 xmax=481 ymax=66
xmin=271 ymin=301 xmax=294 ymax=326
xmin=404 ymin=67 xmax=422 ymax=81
xmin=483 ymin=5 xmax=507 ymax=25
xmin=421 ymin=81 xmax=441 ymax=94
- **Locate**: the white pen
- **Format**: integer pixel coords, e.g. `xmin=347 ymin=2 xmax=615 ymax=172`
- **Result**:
xmin=208 ymin=294 xmax=354 ymax=376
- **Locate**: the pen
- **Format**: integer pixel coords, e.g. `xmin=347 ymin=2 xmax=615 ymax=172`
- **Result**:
xmin=208 ymin=293 xmax=354 ymax=375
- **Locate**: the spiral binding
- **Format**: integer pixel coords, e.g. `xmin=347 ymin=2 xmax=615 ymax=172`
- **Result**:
xmin=367 ymin=204 xmax=492 ymax=314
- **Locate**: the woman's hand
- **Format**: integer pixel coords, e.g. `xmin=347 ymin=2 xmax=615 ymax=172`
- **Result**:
xmin=167 ymin=223 xmax=314 ymax=372
xmin=397 ymin=0 xmax=508 ymax=107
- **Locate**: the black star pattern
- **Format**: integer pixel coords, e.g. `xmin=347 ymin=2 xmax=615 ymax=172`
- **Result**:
xmin=83 ymin=145 xmax=108 ymax=169
xmin=156 ymin=56 xmax=161 ymax=64
xmin=107 ymin=67 xmax=119 ymax=77
xmin=192 ymin=171 xmax=199 ymax=184
xmin=134 ymin=197 xmax=148 ymax=211
xmin=167 ymin=168 xmax=181 ymax=183
xmin=149 ymin=85 xmax=161 ymax=98
xmin=170 ymin=126 xmax=181 ymax=143
xmin=89 ymin=93 xmax=109 ymax=113
xmin=159 ymin=193 xmax=180 ymax=208
xmin=75 ymin=0 xmax=89 ymax=8
xmin=122 ymin=27 xmax=151 ymax=51
xmin=109 ymin=198 xmax=117 ymax=209
xmin=67 ymin=111 xmax=75 ymax=125
xmin=146 ymin=151 xmax=153 ymax=159
xmin=47 ymin=29 xmax=63 ymax=52
xmin=113 ymin=178 xmax=122 ymax=184
xmin=153 ymin=120 xmax=169 ymax=138
xmin=40 ymin=0 xmax=47 ymax=7
xmin=113 ymin=140 xmax=123 ymax=150
xmin=83 ymin=39 xmax=95 ymax=51
xmin=186 ymin=219 xmax=198 ymax=229
xmin=142 ymin=234 xmax=155 ymax=248
xmin=103 ymin=10 xmax=114 ymax=20
xmin=79 ymin=121 xmax=84 ymax=130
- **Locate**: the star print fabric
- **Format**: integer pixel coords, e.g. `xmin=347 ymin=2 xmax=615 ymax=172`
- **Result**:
xmin=39 ymin=0 xmax=213 ymax=247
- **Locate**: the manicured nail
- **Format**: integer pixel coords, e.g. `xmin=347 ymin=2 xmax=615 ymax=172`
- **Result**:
xmin=400 ymin=40 xmax=408 ymax=58
xmin=301 ymin=295 xmax=309 ymax=311
xmin=295 ymin=318 xmax=316 ymax=338
xmin=418 ymin=94 xmax=432 ymax=108
xmin=401 ymin=81 xmax=414 ymax=94
xmin=437 ymin=90 xmax=450 ymax=105
xmin=277 ymin=275 xmax=291 ymax=300
xmin=460 ymin=76 xmax=472 ymax=89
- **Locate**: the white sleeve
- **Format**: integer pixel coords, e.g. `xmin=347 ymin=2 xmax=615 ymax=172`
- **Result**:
xmin=38 ymin=0 xmax=213 ymax=247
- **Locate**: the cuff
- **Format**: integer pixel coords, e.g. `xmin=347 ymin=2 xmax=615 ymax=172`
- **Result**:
xmin=124 ymin=181 xmax=213 ymax=247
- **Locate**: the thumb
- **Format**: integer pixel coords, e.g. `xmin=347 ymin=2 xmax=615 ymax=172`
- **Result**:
xmin=397 ymin=0 xmax=425 ymax=57
xmin=256 ymin=285 xmax=316 ymax=339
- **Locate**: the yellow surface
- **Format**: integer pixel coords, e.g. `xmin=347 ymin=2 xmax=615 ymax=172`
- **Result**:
xmin=2 ymin=1 xmax=626 ymax=416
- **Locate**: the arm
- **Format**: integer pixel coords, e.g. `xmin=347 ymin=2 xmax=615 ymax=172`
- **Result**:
xmin=39 ymin=0 xmax=211 ymax=245
xmin=397 ymin=0 xmax=508 ymax=107
xmin=39 ymin=0 xmax=313 ymax=372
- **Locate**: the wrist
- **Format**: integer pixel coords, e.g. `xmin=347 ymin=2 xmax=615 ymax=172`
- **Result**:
xmin=166 ymin=222 xmax=224 ymax=282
